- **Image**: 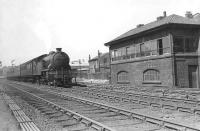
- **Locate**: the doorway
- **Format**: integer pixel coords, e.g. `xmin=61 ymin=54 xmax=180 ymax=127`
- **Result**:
xmin=188 ymin=65 xmax=198 ymax=88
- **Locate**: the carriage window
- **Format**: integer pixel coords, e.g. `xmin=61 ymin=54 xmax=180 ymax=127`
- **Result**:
xmin=143 ymin=69 xmax=160 ymax=81
xmin=117 ymin=71 xmax=129 ymax=83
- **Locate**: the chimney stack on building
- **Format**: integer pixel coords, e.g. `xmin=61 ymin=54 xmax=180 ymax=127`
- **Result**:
xmin=157 ymin=11 xmax=167 ymax=21
xmin=136 ymin=24 xmax=144 ymax=28
xmin=163 ymin=11 xmax=167 ymax=17
xmin=185 ymin=11 xmax=193 ymax=18
xmin=89 ymin=54 xmax=91 ymax=61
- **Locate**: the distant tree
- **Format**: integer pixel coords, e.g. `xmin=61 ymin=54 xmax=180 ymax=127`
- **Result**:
xmin=0 ymin=61 xmax=2 ymax=67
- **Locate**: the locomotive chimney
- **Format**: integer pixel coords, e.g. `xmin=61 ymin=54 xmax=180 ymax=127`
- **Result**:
xmin=56 ymin=48 xmax=62 ymax=52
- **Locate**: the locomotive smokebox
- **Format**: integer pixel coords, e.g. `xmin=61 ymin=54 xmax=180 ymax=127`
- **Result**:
xmin=56 ymin=48 xmax=62 ymax=52
xmin=43 ymin=48 xmax=70 ymax=70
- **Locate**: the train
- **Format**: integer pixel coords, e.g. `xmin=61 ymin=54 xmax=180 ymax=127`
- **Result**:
xmin=6 ymin=48 xmax=74 ymax=87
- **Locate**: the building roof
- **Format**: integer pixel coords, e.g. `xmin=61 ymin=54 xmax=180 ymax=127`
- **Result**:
xmin=89 ymin=52 xmax=109 ymax=62
xmin=105 ymin=14 xmax=200 ymax=46
xmin=89 ymin=56 xmax=98 ymax=62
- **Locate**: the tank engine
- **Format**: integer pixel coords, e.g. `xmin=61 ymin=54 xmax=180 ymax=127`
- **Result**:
xmin=7 ymin=48 xmax=73 ymax=87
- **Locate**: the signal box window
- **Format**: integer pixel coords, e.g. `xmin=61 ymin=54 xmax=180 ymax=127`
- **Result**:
xmin=173 ymin=37 xmax=184 ymax=53
xmin=140 ymin=43 xmax=145 ymax=56
xmin=174 ymin=36 xmax=197 ymax=53
xmin=117 ymin=71 xmax=129 ymax=83
xmin=114 ymin=50 xmax=117 ymax=58
xmin=126 ymin=47 xmax=131 ymax=59
xmin=185 ymin=37 xmax=196 ymax=52
xmin=157 ymin=39 xmax=163 ymax=55
xmin=143 ymin=69 xmax=160 ymax=81
xmin=126 ymin=47 xmax=131 ymax=55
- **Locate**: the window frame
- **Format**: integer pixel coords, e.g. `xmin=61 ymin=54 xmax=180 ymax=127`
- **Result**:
xmin=143 ymin=69 xmax=161 ymax=84
xmin=173 ymin=36 xmax=197 ymax=53
xmin=157 ymin=39 xmax=163 ymax=55
xmin=117 ymin=71 xmax=129 ymax=83
xmin=110 ymin=37 xmax=171 ymax=62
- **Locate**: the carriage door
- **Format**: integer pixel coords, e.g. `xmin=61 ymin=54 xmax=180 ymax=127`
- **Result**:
xmin=188 ymin=65 xmax=198 ymax=88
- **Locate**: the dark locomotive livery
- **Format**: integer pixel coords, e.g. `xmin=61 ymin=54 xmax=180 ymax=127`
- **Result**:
xmin=7 ymin=48 xmax=73 ymax=87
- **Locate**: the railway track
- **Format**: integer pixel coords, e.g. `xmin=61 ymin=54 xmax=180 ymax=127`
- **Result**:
xmin=68 ymin=86 xmax=200 ymax=115
xmin=5 ymin=82 xmax=200 ymax=131
xmin=1 ymin=93 xmax=41 ymax=131
xmin=5 ymin=83 xmax=114 ymax=131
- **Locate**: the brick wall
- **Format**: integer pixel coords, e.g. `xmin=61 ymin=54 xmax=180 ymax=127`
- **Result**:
xmin=111 ymin=56 xmax=173 ymax=87
xmin=88 ymin=72 xmax=110 ymax=80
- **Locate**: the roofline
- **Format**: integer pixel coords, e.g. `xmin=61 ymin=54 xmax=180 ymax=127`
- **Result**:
xmin=20 ymin=54 xmax=47 ymax=65
xmin=89 ymin=52 xmax=109 ymax=62
xmin=104 ymin=23 xmax=200 ymax=46
xmin=104 ymin=24 xmax=167 ymax=46
xmin=88 ymin=58 xmax=98 ymax=62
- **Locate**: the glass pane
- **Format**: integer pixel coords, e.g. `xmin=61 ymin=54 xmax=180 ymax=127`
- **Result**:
xmin=131 ymin=45 xmax=136 ymax=54
xmin=111 ymin=51 xmax=114 ymax=58
xmin=174 ymin=37 xmax=184 ymax=53
xmin=126 ymin=47 xmax=131 ymax=55
xmin=151 ymin=41 xmax=157 ymax=51
xmin=185 ymin=38 xmax=196 ymax=52
xmin=135 ymin=44 xmax=140 ymax=53
xmin=114 ymin=50 xmax=117 ymax=57
xmin=117 ymin=72 xmax=128 ymax=82
xmin=158 ymin=39 xmax=163 ymax=55
xmin=121 ymin=48 xmax=126 ymax=56
xmin=143 ymin=70 xmax=159 ymax=81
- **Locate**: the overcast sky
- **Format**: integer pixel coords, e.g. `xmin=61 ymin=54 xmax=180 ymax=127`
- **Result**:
xmin=0 ymin=0 xmax=200 ymax=66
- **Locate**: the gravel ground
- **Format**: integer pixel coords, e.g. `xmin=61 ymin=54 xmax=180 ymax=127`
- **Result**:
xmin=0 ymin=84 xmax=20 ymax=131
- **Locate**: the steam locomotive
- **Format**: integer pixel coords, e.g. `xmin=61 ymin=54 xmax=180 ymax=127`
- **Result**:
xmin=7 ymin=48 xmax=73 ymax=87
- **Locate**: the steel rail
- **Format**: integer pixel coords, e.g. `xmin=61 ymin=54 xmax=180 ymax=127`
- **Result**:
xmin=7 ymin=84 xmax=116 ymax=131
xmin=72 ymin=87 xmax=200 ymax=105
xmin=45 ymin=87 xmax=200 ymax=131
xmin=70 ymin=88 xmax=200 ymax=114
xmin=10 ymin=82 xmax=200 ymax=131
